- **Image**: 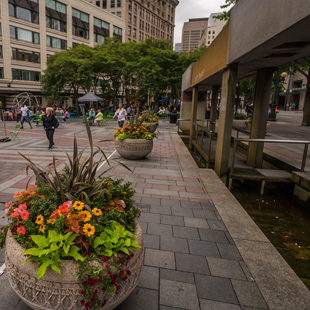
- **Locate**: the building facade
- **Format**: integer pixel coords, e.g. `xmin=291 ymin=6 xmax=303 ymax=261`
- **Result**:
xmin=199 ymin=13 xmax=226 ymax=47
xmin=89 ymin=0 xmax=179 ymax=43
xmin=0 ymin=0 xmax=125 ymax=109
xmin=181 ymin=17 xmax=208 ymax=52
xmin=174 ymin=42 xmax=181 ymax=52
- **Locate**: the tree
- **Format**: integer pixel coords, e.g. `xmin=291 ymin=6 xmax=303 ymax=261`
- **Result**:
xmin=216 ymin=0 xmax=238 ymax=21
xmin=41 ymin=45 xmax=94 ymax=110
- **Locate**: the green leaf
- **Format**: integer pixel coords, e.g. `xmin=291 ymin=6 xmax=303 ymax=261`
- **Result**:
xmin=94 ymin=237 xmax=105 ymax=249
xmin=31 ymin=235 xmax=49 ymax=249
xmin=37 ymin=257 xmax=53 ymax=279
xmin=51 ymin=262 xmax=61 ymax=275
xmin=22 ymin=248 xmax=41 ymax=256
xmin=125 ymin=238 xmax=131 ymax=247
xmin=119 ymin=247 xmax=129 ymax=255
xmin=67 ymin=245 xmax=85 ymax=262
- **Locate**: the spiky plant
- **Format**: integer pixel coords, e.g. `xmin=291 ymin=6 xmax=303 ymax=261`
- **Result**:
xmin=20 ymin=112 xmax=130 ymax=204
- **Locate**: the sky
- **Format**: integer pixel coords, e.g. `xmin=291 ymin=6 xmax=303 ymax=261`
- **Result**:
xmin=174 ymin=0 xmax=225 ymax=45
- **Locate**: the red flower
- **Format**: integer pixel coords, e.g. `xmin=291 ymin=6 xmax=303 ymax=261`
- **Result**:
xmin=93 ymin=289 xmax=98 ymax=296
xmin=10 ymin=212 xmax=19 ymax=219
xmin=99 ymin=275 xmax=103 ymax=281
xmin=80 ymin=300 xmax=85 ymax=305
xmin=119 ymin=270 xmax=124 ymax=276
xmin=90 ymin=297 xmax=96 ymax=303
xmin=17 ymin=226 xmax=26 ymax=235
xmin=59 ymin=204 xmax=69 ymax=214
xmin=105 ymin=264 xmax=111 ymax=269
xmin=126 ymin=270 xmax=131 ymax=276
xmin=18 ymin=204 xmax=27 ymax=211
xmin=20 ymin=210 xmax=29 ymax=221
xmin=80 ymin=290 xmax=86 ymax=296
xmin=119 ymin=257 xmax=124 ymax=263
xmin=101 ymin=300 xmax=106 ymax=307
xmin=85 ymin=302 xmax=91 ymax=308
xmin=122 ymin=276 xmax=128 ymax=282
xmin=102 ymin=257 xmax=109 ymax=263
xmin=50 ymin=210 xmax=58 ymax=219
xmin=82 ymin=281 xmax=88 ymax=286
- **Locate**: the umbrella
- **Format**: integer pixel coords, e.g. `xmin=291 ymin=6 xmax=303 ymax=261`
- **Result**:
xmin=78 ymin=92 xmax=103 ymax=111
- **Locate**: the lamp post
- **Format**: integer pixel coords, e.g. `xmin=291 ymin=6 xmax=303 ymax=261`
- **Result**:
xmin=269 ymin=71 xmax=287 ymax=121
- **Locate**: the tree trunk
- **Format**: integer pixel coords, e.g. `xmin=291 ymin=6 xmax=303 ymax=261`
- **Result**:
xmin=74 ymin=89 xmax=79 ymax=114
xmin=302 ymin=79 xmax=310 ymax=126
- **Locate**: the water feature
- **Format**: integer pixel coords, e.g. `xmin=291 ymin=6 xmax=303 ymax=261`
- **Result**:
xmin=232 ymin=181 xmax=310 ymax=290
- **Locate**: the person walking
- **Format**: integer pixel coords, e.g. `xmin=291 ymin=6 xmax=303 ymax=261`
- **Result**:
xmin=20 ymin=104 xmax=32 ymax=129
xmin=113 ymin=103 xmax=128 ymax=128
xmin=43 ymin=107 xmax=57 ymax=149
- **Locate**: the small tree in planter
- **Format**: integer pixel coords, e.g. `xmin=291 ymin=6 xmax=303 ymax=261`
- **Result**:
xmin=114 ymin=113 xmax=157 ymax=160
xmin=0 ymin=116 xmax=144 ymax=310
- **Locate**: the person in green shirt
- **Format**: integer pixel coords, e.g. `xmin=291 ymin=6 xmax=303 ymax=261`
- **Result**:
xmin=94 ymin=109 xmax=104 ymax=126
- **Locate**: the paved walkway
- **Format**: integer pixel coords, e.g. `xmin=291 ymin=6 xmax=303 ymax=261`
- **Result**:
xmin=0 ymin=118 xmax=310 ymax=310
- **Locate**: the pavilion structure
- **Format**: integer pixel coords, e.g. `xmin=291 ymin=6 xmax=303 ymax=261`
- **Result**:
xmin=181 ymin=0 xmax=310 ymax=180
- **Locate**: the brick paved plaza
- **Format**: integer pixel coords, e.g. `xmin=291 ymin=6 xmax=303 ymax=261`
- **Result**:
xmin=0 ymin=118 xmax=309 ymax=310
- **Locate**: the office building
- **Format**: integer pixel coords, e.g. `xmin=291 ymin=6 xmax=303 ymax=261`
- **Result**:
xmin=175 ymin=42 xmax=181 ymax=52
xmin=0 ymin=0 xmax=125 ymax=109
xmin=181 ymin=17 xmax=208 ymax=52
xmin=89 ymin=0 xmax=179 ymax=43
xmin=199 ymin=13 xmax=227 ymax=47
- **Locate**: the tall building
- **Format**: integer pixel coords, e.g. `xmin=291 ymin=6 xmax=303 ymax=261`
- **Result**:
xmin=0 ymin=0 xmax=125 ymax=109
xmin=199 ymin=13 xmax=227 ymax=47
xmin=89 ymin=0 xmax=179 ymax=43
xmin=181 ymin=17 xmax=208 ymax=52
xmin=175 ymin=42 xmax=181 ymax=52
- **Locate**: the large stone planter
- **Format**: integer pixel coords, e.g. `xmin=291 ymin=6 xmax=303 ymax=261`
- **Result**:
xmin=5 ymin=220 xmax=144 ymax=310
xmin=115 ymin=138 xmax=153 ymax=160
xmin=142 ymin=122 xmax=158 ymax=133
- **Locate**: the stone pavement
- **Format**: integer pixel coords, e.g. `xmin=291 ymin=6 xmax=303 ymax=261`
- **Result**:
xmin=0 ymin=118 xmax=310 ymax=310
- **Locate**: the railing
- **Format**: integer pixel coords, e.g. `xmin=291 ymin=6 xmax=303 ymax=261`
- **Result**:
xmin=192 ymin=121 xmax=216 ymax=161
xmin=177 ymin=119 xmax=210 ymax=134
xmin=231 ymin=138 xmax=310 ymax=173
xmin=232 ymin=126 xmax=250 ymax=138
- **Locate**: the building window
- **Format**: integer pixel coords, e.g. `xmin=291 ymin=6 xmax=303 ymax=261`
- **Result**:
xmin=133 ymin=3 xmax=137 ymax=13
xmin=102 ymin=0 xmax=107 ymax=9
xmin=46 ymin=35 xmax=67 ymax=49
xmin=0 ymin=46 xmax=2 ymax=58
xmin=46 ymin=0 xmax=66 ymax=13
xmin=117 ymin=12 xmax=121 ymax=17
xmin=46 ymin=16 xmax=66 ymax=32
xmin=12 ymin=69 xmax=41 ymax=82
xmin=94 ymin=17 xmax=109 ymax=43
xmin=113 ymin=26 xmax=122 ymax=35
xmin=10 ymin=26 xmax=40 ymax=44
xmin=0 ymin=68 xmax=3 ymax=79
xmin=128 ymin=0 xmax=132 ymax=10
xmin=72 ymin=8 xmax=89 ymax=39
xmin=96 ymin=1 xmax=100 ymax=7
xmin=128 ymin=13 xmax=132 ymax=23
xmin=9 ymin=3 xmax=39 ymax=24
xmin=133 ymin=28 xmax=136 ymax=38
xmin=117 ymin=0 xmax=121 ymax=8
xmin=111 ymin=0 xmax=115 ymax=8
xmin=128 ymin=26 xmax=131 ymax=36
xmin=133 ymin=16 xmax=137 ymax=26
xmin=11 ymin=48 xmax=40 ymax=63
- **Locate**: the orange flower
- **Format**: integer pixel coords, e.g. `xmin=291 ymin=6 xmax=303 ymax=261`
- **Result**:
xmin=59 ymin=204 xmax=69 ymax=214
xmin=17 ymin=226 xmax=26 ymax=235
xmin=50 ymin=210 xmax=58 ymax=219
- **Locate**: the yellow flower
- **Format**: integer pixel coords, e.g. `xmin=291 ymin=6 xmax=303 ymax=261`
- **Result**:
xmin=83 ymin=223 xmax=95 ymax=238
xmin=58 ymin=209 xmax=62 ymax=217
xmin=122 ymin=192 xmax=127 ymax=195
xmin=47 ymin=218 xmax=56 ymax=225
xmin=73 ymin=201 xmax=84 ymax=211
xmin=92 ymin=208 xmax=102 ymax=216
xmin=35 ymin=215 xmax=44 ymax=225
xmin=80 ymin=210 xmax=91 ymax=222
xmin=39 ymin=224 xmax=46 ymax=233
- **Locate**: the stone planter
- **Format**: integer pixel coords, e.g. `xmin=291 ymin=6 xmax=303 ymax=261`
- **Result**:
xmin=115 ymin=138 xmax=153 ymax=160
xmin=5 ymin=220 xmax=144 ymax=310
xmin=142 ymin=122 xmax=158 ymax=133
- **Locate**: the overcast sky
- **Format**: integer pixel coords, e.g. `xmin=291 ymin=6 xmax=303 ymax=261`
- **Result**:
xmin=174 ymin=0 xmax=225 ymax=45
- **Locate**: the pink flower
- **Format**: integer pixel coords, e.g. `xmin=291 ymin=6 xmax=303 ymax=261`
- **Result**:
xmin=13 ymin=192 xmax=20 ymax=199
xmin=66 ymin=201 xmax=73 ymax=208
xmin=10 ymin=212 xmax=19 ymax=219
xmin=17 ymin=226 xmax=26 ymax=235
xmin=20 ymin=210 xmax=29 ymax=221
xmin=120 ymin=200 xmax=126 ymax=209
xmin=5 ymin=202 xmax=12 ymax=208
xmin=105 ymin=264 xmax=111 ymax=269
xmin=18 ymin=204 xmax=27 ymax=211
xmin=4 ymin=207 xmax=11 ymax=215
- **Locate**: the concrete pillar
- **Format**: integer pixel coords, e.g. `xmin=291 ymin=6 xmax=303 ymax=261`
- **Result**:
xmin=180 ymin=88 xmax=206 ymax=134
xmin=247 ymin=68 xmax=274 ymax=167
xmin=214 ymin=64 xmax=238 ymax=179
xmin=189 ymin=86 xmax=199 ymax=145
xmin=210 ymin=85 xmax=219 ymax=131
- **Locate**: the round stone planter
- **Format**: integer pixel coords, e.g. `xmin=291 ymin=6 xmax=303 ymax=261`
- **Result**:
xmin=5 ymin=220 xmax=144 ymax=310
xmin=115 ymin=138 xmax=153 ymax=160
xmin=142 ymin=122 xmax=158 ymax=133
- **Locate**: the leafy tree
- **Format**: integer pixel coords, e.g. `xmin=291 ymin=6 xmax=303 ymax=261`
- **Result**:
xmin=41 ymin=45 xmax=94 ymax=110
xmin=216 ymin=0 xmax=238 ymax=21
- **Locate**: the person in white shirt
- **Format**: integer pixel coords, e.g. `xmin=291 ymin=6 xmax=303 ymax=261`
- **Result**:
xmin=20 ymin=104 xmax=32 ymax=129
xmin=113 ymin=103 xmax=128 ymax=128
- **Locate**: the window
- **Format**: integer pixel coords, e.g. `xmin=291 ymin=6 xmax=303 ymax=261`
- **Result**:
xmin=94 ymin=33 xmax=105 ymax=43
xmin=46 ymin=35 xmax=67 ymax=49
xmin=133 ymin=16 xmax=136 ymax=26
xmin=72 ymin=9 xmax=89 ymax=39
xmin=111 ymin=0 xmax=115 ymax=8
xmin=102 ymin=0 xmax=107 ymax=9
xmin=94 ymin=18 xmax=109 ymax=30
xmin=213 ymin=31 xmax=215 ymax=34
xmin=72 ymin=9 xmax=89 ymax=23
xmin=9 ymin=3 xmax=39 ymax=24
xmin=46 ymin=16 xmax=66 ymax=32
xmin=117 ymin=0 xmax=122 ymax=8
xmin=128 ymin=13 xmax=131 ymax=23
xmin=12 ymin=69 xmax=41 ymax=81
xmin=128 ymin=26 xmax=131 ymax=36
xmin=117 ymin=12 xmax=121 ymax=17
xmin=0 ymin=68 xmax=3 ymax=79
xmin=0 ymin=46 xmax=2 ymax=58
xmin=133 ymin=28 xmax=136 ymax=38
xmin=10 ymin=26 xmax=40 ymax=44
xmin=134 ymin=3 xmax=137 ymax=13
xmin=11 ymin=48 xmax=40 ymax=63
xmin=129 ymin=0 xmax=132 ymax=10
xmin=113 ymin=26 xmax=122 ymax=36
xmin=96 ymin=1 xmax=100 ymax=7
xmin=46 ymin=0 xmax=66 ymax=13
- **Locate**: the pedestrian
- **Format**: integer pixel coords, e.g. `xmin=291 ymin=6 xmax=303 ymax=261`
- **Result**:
xmin=43 ymin=107 xmax=57 ymax=149
xmin=127 ymin=105 xmax=132 ymax=119
xmin=20 ymin=104 xmax=32 ymax=129
xmin=113 ymin=103 xmax=128 ymax=128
